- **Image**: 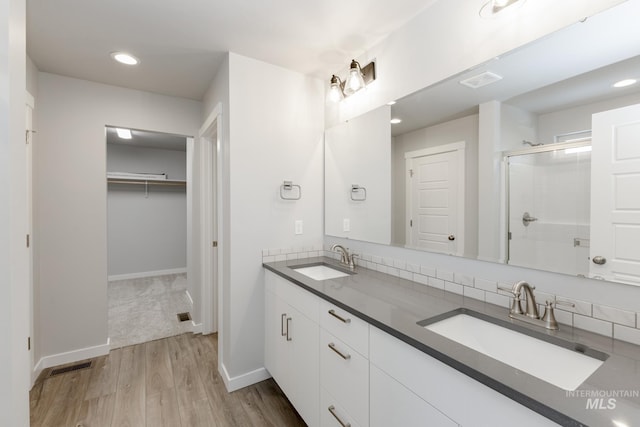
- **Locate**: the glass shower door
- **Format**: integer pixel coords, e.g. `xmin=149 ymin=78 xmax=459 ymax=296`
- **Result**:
xmin=506 ymin=143 xmax=591 ymax=276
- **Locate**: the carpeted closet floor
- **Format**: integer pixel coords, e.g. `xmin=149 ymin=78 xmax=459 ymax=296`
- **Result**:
xmin=108 ymin=273 xmax=192 ymax=349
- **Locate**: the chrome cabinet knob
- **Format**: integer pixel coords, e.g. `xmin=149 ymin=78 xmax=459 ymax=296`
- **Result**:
xmin=592 ymin=256 xmax=607 ymax=265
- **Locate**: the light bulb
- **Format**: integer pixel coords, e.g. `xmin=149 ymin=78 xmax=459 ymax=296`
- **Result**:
xmin=344 ymin=60 xmax=365 ymax=96
xmin=327 ymin=75 xmax=344 ymax=102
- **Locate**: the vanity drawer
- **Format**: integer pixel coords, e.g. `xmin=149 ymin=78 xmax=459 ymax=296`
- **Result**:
xmin=320 ymin=329 xmax=369 ymax=427
xmin=320 ymin=299 xmax=369 ymax=357
xmin=320 ymin=387 xmax=364 ymax=427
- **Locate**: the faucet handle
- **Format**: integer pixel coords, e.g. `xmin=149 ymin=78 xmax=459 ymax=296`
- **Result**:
xmin=497 ymin=285 xmax=514 ymax=294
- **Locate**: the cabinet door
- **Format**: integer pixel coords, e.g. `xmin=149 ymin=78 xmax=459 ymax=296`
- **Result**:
xmin=370 ymin=364 xmax=458 ymax=427
xmin=264 ymin=290 xmax=291 ymax=395
xmin=288 ymin=304 xmax=320 ymax=427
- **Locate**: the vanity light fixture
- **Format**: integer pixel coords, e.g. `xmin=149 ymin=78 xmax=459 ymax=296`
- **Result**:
xmin=116 ymin=128 xmax=132 ymax=139
xmin=110 ymin=51 xmax=139 ymax=66
xmin=479 ymin=0 xmax=525 ymax=18
xmin=328 ymin=59 xmax=376 ymax=102
xmin=613 ymin=78 xmax=637 ymax=88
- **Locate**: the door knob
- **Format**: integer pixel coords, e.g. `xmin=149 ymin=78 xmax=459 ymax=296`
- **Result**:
xmin=448 ymin=235 xmax=455 ymax=241
xmin=592 ymin=256 xmax=607 ymax=265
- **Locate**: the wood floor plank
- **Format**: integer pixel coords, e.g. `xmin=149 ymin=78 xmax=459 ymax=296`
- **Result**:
xmin=39 ymin=369 xmax=92 ymax=427
xmin=112 ymin=343 xmax=146 ymax=427
xmin=146 ymin=387 xmax=182 ymax=427
xmin=76 ymin=393 xmax=116 ymax=427
xmin=84 ymin=349 xmax=123 ymax=400
xmin=145 ymin=339 xmax=174 ymax=396
xmin=190 ymin=332 xmax=247 ymax=426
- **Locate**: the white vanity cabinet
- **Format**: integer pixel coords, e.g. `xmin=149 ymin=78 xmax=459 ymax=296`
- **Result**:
xmin=264 ymin=269 xmax=562 ymax=427
xmin=319 ymin=301 xmax=370 ymax=427
xmin=264 ymin=271 xmax=320 ymax=427
xmin=370 ymin=364 xmax=458 ymax=427
xmin=369 ymin=326 xmax=559 ymax=427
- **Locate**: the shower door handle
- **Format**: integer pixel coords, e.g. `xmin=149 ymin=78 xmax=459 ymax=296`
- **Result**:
xmin=592 ymin=256 xmax=607 ymax=265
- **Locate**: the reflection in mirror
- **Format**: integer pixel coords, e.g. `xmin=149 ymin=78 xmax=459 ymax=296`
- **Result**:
xmin=324 ymin=1 xmax=640 ymax=285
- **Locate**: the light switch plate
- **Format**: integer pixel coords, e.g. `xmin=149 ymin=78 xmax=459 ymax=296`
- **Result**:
xmin=295 ymin=220 xmax=303 ymax=235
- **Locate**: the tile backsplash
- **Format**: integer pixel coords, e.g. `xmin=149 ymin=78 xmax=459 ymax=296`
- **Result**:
xmin=262 ymin=244 xmax=640 ymax=346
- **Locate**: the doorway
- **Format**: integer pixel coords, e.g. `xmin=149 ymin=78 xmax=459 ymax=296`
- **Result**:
xmin=105 ymin=126 xmax=193 ymax=348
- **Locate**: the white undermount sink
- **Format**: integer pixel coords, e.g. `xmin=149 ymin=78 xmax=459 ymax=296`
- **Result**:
xmin=421 ymin=310 xmax=606 ymax=391
xmin=292 ymin=264 xmax=351 ymax=281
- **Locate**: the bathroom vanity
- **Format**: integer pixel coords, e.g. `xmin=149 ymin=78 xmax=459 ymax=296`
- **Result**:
xmin=263 ymin=257 xmax=640 ymax=427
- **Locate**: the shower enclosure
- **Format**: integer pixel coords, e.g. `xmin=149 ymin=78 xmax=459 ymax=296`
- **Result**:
xmin=504 ymin=141 xmax=592 ymax=277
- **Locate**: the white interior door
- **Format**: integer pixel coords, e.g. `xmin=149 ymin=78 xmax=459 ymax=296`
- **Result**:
xmin=591 ymin=103 xmax=640 ymax=285
xmin=406 ymin=143 xmax=465 ymax=255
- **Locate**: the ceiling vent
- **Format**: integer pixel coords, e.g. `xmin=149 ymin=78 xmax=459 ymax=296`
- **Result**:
xmin=459 ymin=71 xmax=503 ymax=89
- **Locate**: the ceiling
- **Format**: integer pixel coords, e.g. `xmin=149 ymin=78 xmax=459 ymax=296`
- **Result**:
xmin=106 ymin=127 xmax=187 ymax=151
xmin=27 ymin=0 xmax=437 ymax=100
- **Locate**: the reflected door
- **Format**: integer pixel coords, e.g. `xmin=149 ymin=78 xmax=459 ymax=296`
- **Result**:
xmin=591 ymin=103 xmax=640 ymax=285
xmin=407 ymin=150 xmax=460 ymax=254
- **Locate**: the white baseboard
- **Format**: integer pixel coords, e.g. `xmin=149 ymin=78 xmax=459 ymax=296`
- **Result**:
xmin=108 ymin=268 xmax=187 ymax=282
xmin=32 ymin=338 xmax=111 ymax=387
xmin=191 ymin=321 xmax=202 ymax=334
xmin=220 ymin=362 xmax=271 ymax=392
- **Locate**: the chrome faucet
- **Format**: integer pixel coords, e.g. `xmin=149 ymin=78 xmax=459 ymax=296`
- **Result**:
xmin=498 ymin=281 xmax=574 ymax=330
xmin=330 ymin=244 xmax=357 ymax=270
xmin=513 ymin=281 xmax=539 ymax=319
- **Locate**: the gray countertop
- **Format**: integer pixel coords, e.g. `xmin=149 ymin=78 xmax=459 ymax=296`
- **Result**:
xmin=263 ymin=257 xmax=640 ymax=427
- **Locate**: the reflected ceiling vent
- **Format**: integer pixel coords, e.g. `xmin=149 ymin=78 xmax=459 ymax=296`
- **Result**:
xmin=459 ymin=71 xmax=503 ymax=89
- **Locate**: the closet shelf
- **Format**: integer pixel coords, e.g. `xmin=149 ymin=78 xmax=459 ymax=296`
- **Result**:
xmin=107 ymin=178 xmax=186 ymax=186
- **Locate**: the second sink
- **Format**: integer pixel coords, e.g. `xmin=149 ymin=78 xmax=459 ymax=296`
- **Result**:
xmin=419 ymin=308 xmax=607 ymax=391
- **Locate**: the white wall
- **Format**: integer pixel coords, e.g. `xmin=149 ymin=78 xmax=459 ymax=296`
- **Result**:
xmin=202 ymin=52 xmax=324 ymax=389
xmin=392 ymin=114 xmax=479 ymax=256
xmin=325 ymin=105 xmax=391 ymax=244
xmin=107 ymin=144 xmax=187 ymax=277
xmin=537 ymin=91 xmax=640 ymax=142
xmin=0 ymin=0 xmax=30 ymax=424
xmin=35 ymin=72 xmax=202 ymax=364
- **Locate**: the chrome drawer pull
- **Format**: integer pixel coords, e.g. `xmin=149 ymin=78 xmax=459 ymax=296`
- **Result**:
xmin=328 ymin=405 xmax=351 ymax=427
xmin=286 ymin=317 xmax=292 ymax=341
xmin=281 ymin=313 xmax=287 ymax=336
xmin=328 ymin=342 xmax=351 ymax=360
xmin=328 ymin=309 xmax=351 ymax=324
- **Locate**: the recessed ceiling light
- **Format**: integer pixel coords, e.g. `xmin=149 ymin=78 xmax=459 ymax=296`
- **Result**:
xmin=111 ymin=52 xmax=139 ymax=66
xmin=116 ymin=128 xmax=132 ymax=139
xmin=613 ymin=78 xmax=637 ymax=88
xmin=390 ymin=118 xmax=402 ymax=124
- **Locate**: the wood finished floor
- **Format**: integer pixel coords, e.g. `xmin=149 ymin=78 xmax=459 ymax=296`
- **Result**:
xmin=30 ymin=333 xmax=306 ymax=427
